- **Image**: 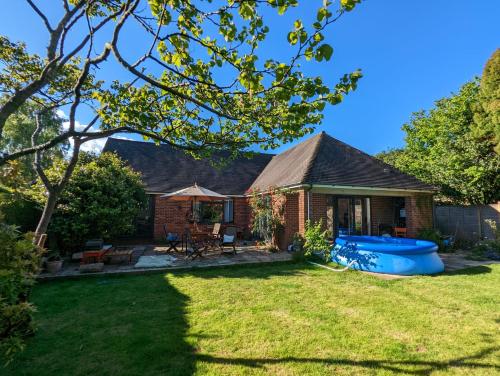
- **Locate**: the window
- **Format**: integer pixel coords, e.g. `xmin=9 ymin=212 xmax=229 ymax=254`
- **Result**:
xmin=224 ymin=199 xmax=234 ymax=223
xmin=192 ymin=199 xmax=234 ymax=224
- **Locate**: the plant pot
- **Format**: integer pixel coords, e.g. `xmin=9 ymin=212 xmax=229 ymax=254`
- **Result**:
xmin=46 ymin=260 xmax=63 ymax=274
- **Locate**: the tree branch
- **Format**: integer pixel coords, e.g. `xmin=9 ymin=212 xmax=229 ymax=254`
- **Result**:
xmin=26 ymin=0 xmax=53 ymax=32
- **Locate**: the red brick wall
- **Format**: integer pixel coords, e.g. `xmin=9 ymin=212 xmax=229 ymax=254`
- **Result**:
xmin=278 ymin=192 xmax=300 ymax=251
xmin=279 ymin=191 xmax=329 ymax=250
xmin=370 ymin=196 xmax=396 ymax=235
xmin=406 ymin=194 xmax=434 ymax=237
xmin=297 ymin=190 xmax=308 ymax=234
xmin=311 ymin=193 xmax=328 ymax=228
xmin=153 ymin=195 xmax=251 ymax=240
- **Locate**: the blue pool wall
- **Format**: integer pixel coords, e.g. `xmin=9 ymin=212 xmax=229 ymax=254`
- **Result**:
xmin=331 ymin=235 xmax=445 ymax=275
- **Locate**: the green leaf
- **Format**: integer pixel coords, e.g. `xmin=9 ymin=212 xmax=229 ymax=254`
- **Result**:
xmin=287 ymin=31 xmax=298 ymax=45
xmin=318 ymin=44 xmax=333 ymax=61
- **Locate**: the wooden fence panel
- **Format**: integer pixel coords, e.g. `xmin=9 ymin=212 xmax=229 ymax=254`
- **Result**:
xmin=435 ymin=202 xmax=500 ymax=240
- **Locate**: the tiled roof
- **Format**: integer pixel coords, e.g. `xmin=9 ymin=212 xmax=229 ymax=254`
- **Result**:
xmin=250 ymin=132 xmax=435 ymax=192
xmin=102 ymin=138 xmax=273 ymax=195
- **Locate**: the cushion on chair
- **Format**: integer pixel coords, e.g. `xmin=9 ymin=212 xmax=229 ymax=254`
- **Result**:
xmin=167 ymin=233 xmax=179 ymax=241
xmin=223 ymin=234 xmax=234 ymax=243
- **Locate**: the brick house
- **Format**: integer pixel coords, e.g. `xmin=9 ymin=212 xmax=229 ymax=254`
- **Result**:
xmin=103 ymin=132 xmax=436 ymax=248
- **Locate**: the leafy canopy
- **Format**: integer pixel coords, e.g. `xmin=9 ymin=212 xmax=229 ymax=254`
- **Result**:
xmin=472 ymin=48 xmax=500 ymax=154
xmin=377 ymin=80 xmax=500 ymax=205
xmin=1 ymin=0 xmax=363 ymax=165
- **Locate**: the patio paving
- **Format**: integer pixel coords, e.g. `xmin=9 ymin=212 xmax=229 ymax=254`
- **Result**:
xmin=37 ymin=245 xmax=499 ymax=281
xmin=439 ymin=250 xmax=500 ymax=272
xmin=38 ymin=244 xmax=293 ymax=280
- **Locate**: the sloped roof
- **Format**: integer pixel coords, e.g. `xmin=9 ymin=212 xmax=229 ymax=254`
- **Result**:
xmin=250 ymin=132 xmax=435 ymax=192
xmin=102 ymin=138 xmax=273 ymax=195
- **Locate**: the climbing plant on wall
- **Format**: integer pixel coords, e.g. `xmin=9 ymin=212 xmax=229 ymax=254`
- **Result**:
xmin=249 ymin=187 xmax=288 ymax=249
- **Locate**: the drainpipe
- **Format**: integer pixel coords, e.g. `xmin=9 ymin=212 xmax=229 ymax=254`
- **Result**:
xmin=306 ymin=185 xmax=312 ymax=222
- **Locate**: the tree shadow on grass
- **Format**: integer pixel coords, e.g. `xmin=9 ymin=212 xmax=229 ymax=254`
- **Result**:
xmin=7 ymin=273 xmax=196 ymax=376
xmin=437 ymin=265 xmax=493 ymax=277
xmin=195 ymin=345 xmax=500 ymax=375
xmin=8 ymin=262 xmax=499 ymax=375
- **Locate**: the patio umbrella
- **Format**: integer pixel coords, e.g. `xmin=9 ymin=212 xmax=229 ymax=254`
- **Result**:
xmin=161 ymin=183 xmax=227 ymax=226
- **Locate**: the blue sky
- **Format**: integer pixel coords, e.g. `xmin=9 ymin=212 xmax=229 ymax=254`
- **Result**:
xmin=1 ymin=1 xmax=498 ymax=155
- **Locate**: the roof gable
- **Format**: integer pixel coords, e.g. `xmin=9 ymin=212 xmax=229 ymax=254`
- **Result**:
xmin=251 ymin=132 xmax=434 ymax=192
xmin=249 ymin=133 xmax=321 ymax=191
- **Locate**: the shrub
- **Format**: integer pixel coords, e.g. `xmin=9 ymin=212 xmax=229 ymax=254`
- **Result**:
xmin=0 ymin=224 xmax=43 ymax=364
xmin=292 ymin=232 xmax=305 ymax=252
xmin=29 ymin=152 xmax=147 ymax=251
xmin=416 ymin=228 xmax=445 ymax=251
xmin=469 ymin=240 xmax=500 ymax=261
xmin=484 ymin=219 xmax=500 ymax=240
xmin=303 ymin=219 xmax=330 ymax=261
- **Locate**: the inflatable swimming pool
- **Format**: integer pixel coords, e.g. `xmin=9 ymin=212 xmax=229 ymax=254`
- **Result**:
xmin=331 ymin=236 xmax=444 ymax=275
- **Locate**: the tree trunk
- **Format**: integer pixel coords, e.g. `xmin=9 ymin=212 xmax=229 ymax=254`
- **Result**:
xmin=34 ymin=188 xmax=59 ymax=245
xmin=32 ymin=139 xmax=81 ymax=246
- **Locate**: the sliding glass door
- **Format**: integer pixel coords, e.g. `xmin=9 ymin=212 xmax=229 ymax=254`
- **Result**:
xmin=330 ymin=196 xmax=370 ymax=238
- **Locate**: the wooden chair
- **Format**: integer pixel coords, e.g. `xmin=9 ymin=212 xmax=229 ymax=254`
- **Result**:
xmin=163 ymin=224 xmax=181 ymax=252
xmin=394 ymin=227 xmax=407 ymax=238
xmin=185 ymin=229 xmax=207 ymax=260
xmin=211 ymin=223 xmax=222 ymax=240
xmin=218 ymin=226 xmax=237 ymax=255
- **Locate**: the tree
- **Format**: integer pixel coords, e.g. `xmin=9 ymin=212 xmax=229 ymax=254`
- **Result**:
xmin=472 ymin=48 xmax=500 ymax=154
xmin=28 ymin=152 xmax=146 ymax=250
xmin=0 ymin=102 xmax=67 ymax=230
xmin=377 ymin=80 xmax=500 ymax=205
xmin=0 ymin=101 xmax=66 ymax=181
xmin=0 ymin=0 xmax=363 ymax=242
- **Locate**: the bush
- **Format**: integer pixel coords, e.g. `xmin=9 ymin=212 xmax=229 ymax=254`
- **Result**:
xmin=303 ymin=219 xmax=330 ymax=261
xmin=0 ymin=198 xmax=40 ymax=232
xmin=0 ymin=224 xmax=43 ymax=364
xmin=469 ymin=240 xmax=500 ymax=261
xmin=29 ymin=152 xmax=147 ymax=251
xmin=416 ymin=228 xmax=445 ymax=252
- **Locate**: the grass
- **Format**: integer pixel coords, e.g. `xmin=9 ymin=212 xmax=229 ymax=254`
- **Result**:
xmin=5 ymin=262 xmax=500 ymax=375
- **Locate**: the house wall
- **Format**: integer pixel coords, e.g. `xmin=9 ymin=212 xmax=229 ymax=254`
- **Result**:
xmin=311 ymin=193 xmax=328 ymax=226
xmin=370 ymin=196 xmax=396 ymax=235
xmin=405 ymin=194 xmax=434 ymax=237
xmin=153 ymin=195 xmax=251 ymax=240
xmin=280 ymin=191 xmax=329 ymax=250
xmin=278 ymin=191 xmax=434 ymax=249
xmin=279 ymin=193 xmax=300 ymax=251
xmin=152 ymin=190 xmax=435 ymax=245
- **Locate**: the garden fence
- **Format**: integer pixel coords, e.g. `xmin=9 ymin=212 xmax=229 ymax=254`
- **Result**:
xmin=434 ymin=202 xmax=500 ymax=241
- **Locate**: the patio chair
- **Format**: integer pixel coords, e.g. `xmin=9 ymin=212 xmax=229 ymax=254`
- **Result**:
xmin=211 ymin=223 xmax=222 ymax=240
xmin=218 ymin=226 xmax=237 ymax=255
xmin=185 ymin=229 xmax=207 ymax=260
xmin=163 ymin=224 xmax=181 ymax=252
xmin=394 ymin=227 xmax=407 ymax=238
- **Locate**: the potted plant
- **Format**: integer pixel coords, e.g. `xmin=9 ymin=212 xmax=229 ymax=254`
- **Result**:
xmin=291 ymin=232 xmax=305 ymax=253
xmin=46 ymin=251 xmax=63 ymax=273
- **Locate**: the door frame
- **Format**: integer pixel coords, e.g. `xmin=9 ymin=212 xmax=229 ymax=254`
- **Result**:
xmin=329 ymin=195 xmax=371 ymax=239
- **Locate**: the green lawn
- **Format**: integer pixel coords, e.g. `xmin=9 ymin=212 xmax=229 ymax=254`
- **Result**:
xmin=5 ymin=262 xmax=500 ymax=375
